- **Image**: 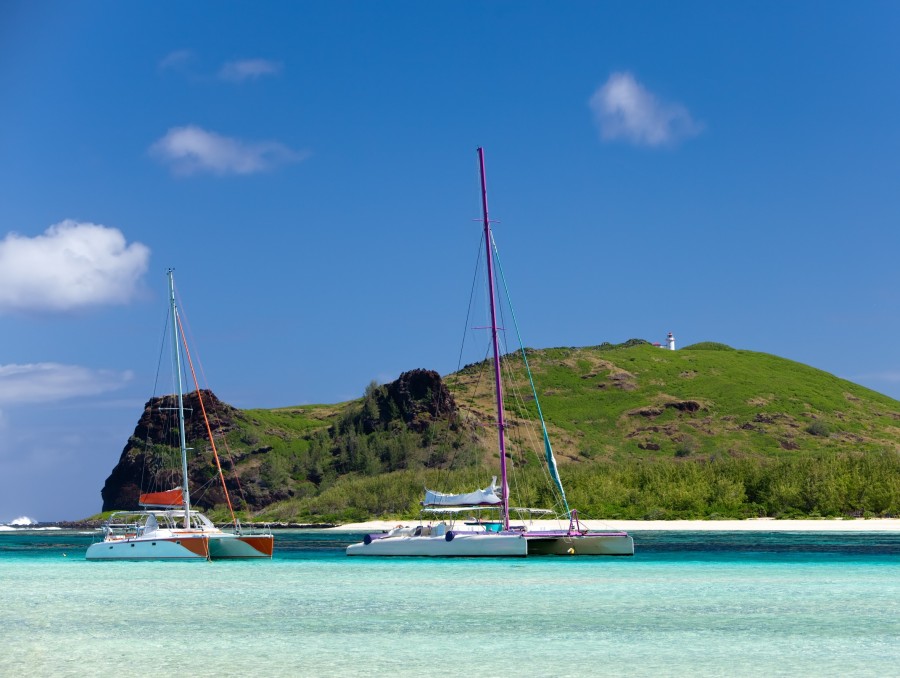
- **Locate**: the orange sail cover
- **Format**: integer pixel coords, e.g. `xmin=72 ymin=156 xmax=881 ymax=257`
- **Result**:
xmin=139 ymin=488 xmax=183 ymax=507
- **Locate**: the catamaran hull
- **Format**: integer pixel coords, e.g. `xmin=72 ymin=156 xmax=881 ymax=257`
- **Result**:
xmin=85 ymin=535 xmax=210 ymax=561
xmin=208 ymin=534 xmax=274 ymax=559
xmin=525 ymin=532 xmax=635 ymax=556
xmin=86 ymin=534 xmax=274 ymax=561
xmin=346 ymin=532 xmax=528 ymax=557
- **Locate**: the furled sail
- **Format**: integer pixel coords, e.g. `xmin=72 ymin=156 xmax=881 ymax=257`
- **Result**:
xmin=139 ymin=487 xmax=183 ymax=507
xmin=423 ymin=477 xmax=502 ymax=507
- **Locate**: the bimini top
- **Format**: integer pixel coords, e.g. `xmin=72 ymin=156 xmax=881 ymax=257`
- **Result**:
xmin=423 ymin=476 xmax=502 ymax=507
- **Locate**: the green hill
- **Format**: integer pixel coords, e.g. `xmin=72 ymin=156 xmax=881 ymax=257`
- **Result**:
xmin=477 ymin=340 xmax=900 ymax=460
xmin=98 ymin=342 xmax=900 ymax=522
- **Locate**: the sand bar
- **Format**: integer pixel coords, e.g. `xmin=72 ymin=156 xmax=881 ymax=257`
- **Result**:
xmin=328 ymin=518 xmax=900 ymax=533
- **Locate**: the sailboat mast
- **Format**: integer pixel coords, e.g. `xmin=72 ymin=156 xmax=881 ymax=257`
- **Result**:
xmin=167 ymin=269 xmax=191 ymax=529
xmin=478 ymin=147 xmax=511 ymax=531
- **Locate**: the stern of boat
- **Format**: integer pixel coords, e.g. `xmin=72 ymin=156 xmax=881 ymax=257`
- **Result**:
xmin=207 ymin=533 xmax=274 ymax=559
xmin=525 ymin=532 xmax=634 ymax=556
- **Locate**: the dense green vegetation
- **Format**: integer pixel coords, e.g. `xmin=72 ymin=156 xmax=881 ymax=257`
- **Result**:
xmin=212 ymin=450 xmax=900 ymax=524
xmin=110 ymin=342 xmax=900 ymax=522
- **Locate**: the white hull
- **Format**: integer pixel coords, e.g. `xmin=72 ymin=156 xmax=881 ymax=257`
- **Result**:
xmin=525 ymin=533 xmax=634 ymax=556
xmin=86 ymin=534 xmax=210 ymax=561
xmin=346 ymin=531 xmax=528 ymax=557
xmin=86 ymin=510 xmax=274 ymax=561
xmin=86 ymin=532 xmax=274 ymax=561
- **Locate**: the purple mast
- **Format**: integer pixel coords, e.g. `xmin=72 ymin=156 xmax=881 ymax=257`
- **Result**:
xmin=478 ymin=147 xmax=510 ymax=531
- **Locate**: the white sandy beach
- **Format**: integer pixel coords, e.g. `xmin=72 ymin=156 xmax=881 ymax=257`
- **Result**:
xmin=328 ymin=518 xmax=900 ymax=533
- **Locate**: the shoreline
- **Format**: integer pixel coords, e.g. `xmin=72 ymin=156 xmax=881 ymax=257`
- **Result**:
xmin=326 ymin=518 xmax=900 ymax=533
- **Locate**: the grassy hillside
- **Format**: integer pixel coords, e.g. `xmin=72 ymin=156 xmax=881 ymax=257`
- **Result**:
xmin=101 ymin=342 xmax=900 ymax=522
xmin=471 ymin=341 xmax=900 ymax=462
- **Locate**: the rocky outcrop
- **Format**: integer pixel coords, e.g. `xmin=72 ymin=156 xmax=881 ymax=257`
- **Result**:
xmin=100 ymin=374 xmax=461 ymax=513
xmin=99 ymin=390 xmax=239 ymax=511
xmin=360 ymin=369 xmax=457 ymax=434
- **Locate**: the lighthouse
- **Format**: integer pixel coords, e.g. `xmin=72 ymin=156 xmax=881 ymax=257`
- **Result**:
xmin=666 ymin=332 xmax=675 ymax=351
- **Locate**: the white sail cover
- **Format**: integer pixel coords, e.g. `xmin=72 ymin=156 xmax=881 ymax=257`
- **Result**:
xmin=423 ymin=476 xmax=502 ymax=507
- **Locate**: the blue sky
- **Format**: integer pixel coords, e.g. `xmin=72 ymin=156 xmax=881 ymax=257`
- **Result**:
xmin=2 ymin=2 xmax=900 ymax=521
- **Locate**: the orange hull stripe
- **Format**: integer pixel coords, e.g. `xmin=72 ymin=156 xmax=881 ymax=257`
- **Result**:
xmin=174 ymin=536 xmax=210 ymax=558
xmin=239 ymin=536 xmax=274 ymax=557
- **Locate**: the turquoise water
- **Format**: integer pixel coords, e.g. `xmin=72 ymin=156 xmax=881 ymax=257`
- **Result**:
xmin=1 ymin=531 xmax=898 ymax=677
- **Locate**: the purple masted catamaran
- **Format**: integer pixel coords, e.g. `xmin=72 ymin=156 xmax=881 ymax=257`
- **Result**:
xmin=347 ymin=148 xmax=633 ymax=557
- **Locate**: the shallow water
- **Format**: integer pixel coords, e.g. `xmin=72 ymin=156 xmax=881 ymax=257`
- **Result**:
xmin=1 ymin=531 xmax=898 ymax=677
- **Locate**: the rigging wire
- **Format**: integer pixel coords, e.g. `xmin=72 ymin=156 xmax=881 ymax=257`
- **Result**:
xmin=491 ymin=232 xmax=571 ymax=519
xmin=178 ymin=315 xmax=237 ymax=526
xmin=454 ymin=230 xmax=487 ymax=375
xmin=490 ymin=255 xmax=560 ymax=523
xmin=174 ymin=289 xmax=248 ymax=508
xmin=429 ymin=228 xmax=493 ymax=500
xmin=140 ymin=305 xmax=177 ymax=496
xmin=175 ymin=287 xmax=240 ymax=527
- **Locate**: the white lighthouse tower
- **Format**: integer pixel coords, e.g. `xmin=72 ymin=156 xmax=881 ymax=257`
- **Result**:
xmin=666 ymin=332 xmax=675 ymax=351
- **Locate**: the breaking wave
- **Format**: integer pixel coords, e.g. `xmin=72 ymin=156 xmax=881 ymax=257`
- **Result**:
xmin=0 ymin=516 xmax=60 ymax=530
xmin=9 ymin=516 xmax=37 ymax=526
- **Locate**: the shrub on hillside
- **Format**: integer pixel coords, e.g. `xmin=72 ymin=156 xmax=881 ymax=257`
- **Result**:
xmin=806 ymin=420 xmax=830 ymax=437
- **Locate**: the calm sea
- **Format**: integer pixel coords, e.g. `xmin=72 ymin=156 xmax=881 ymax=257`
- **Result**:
xmin=1 ymin=530 xmax=897 ymax=677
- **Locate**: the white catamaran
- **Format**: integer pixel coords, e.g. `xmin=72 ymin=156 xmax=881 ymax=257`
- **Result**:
xmin=347 ymin=149 xmax=634 ymax=557
xmin=86 ymin=270 xmax=273 ymax=561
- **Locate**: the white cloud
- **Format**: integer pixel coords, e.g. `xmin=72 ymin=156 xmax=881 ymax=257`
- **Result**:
xmin=0 ymin=363 xmax=133 ymax=405
xmin=159 ymin=49 xmax=194 ymax=71
xmin=0 ymin=221 xmax=150 ymax=313
xmin=218 ymin=58 xmax=282 ymax=82
xmin=150 ymin=125 xmax=306 ymax=176
xmin=589 ymin=72 xmax=702 ymax=147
